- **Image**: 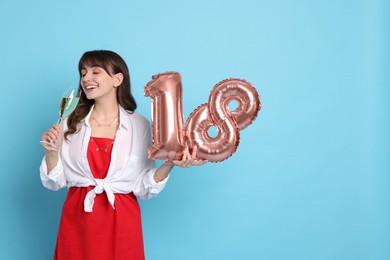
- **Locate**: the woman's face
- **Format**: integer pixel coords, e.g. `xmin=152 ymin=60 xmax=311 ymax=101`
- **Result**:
xmin=80 ymin=65 xmax=122 ymax=101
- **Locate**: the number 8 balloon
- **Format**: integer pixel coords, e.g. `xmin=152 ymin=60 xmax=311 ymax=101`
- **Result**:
xmin=145 ymin=72 xmax=261 ymax=162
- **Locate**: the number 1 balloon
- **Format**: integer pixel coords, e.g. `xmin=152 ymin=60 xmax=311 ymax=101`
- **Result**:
xmin=144 ymin=72 xmax=186 ymax=161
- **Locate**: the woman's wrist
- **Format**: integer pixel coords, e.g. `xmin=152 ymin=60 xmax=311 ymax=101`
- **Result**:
xmin=154 ymin=163 xmax=174 ymax=183
xmin=45 ymin=150 xmax=59 ymax=158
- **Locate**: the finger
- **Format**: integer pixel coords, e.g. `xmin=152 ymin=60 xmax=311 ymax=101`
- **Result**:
xmin=186 ymin=157 xmax=195 ymax=167
xmin=171 ymin=159 xmax=179 ymax=165
xmin=53 ymin=124 xmax=62 ymax=134
xmin=51 ymin=128 xmax=59 ymax=137
xmin=173 ymin=157 xmax=191 ymax=168
xmin=193 ymin=159 xmax=208 ymax=166
xmin=46 ymin=131 xmax=56 ymax=142
xmin=172 ymin=160 xmax=185 ymax=168
xmin=182 ymin=147 xmax=189 ymax=162
xmin=51 ymin=126 xmax=61 ymax=137
xmin=48 ymin=129 xmax=61 ymax=143
xmin=185 ymin=149 xmax=195 ymax=167
xmin=48 ymin=131 xmax=58 ymax=141
xmin=43 ymin=133 xmax=53 ymax=142
xmin=191 ymin=145 xmax=198 ymax=159
xmin=42 ymin=132 xmax=48 ymax=142
xmin=182 ymin=161 xmax=191 ymax=168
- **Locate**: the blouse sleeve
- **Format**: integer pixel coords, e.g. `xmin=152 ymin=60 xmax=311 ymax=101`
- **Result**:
xmin=39 ymin=120 xmax=68 ymax=191
xmin=132 ymin=119 xmax=170 ymax=200
xmin=39 ymin=154 xmax=67 ymax=191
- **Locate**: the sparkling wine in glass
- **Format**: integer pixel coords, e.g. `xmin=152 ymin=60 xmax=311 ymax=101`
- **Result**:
xmin=40 ymin=87 xmax=80 ymax=151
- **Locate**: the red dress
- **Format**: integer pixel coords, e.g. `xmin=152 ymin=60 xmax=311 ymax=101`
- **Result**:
xmin=54 ymin=137 xmax=145 ymax=260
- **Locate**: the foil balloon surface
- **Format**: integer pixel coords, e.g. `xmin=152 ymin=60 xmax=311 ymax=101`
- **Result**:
xmin=185 ymin=79 xmax=261 ymax=162
xmin=145 ymin=72 xmax=261 ymax=163
xmin=144 ymin=72 xmax=186 ymax=161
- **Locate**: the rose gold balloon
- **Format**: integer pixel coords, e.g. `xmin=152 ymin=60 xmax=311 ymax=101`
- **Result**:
xmin=209 ymin=79 xmax=261 ymax=130
xmin=185 ymin=79 xmax=261 ymax=162
xmin=185 ymin=103 xmax=240 ymax=162
xmin=144 ymin=72 xmax=185 ymax=161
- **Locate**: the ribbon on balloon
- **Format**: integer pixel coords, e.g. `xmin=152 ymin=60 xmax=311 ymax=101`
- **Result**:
xmin=144 ymin=72 xmax=261 ymax=163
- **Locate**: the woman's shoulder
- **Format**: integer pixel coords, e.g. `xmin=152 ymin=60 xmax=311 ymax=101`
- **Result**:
xmin=121 ymin=108 xmax=150 ymax=127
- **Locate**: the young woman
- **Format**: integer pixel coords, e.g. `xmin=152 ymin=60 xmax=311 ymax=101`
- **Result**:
xmin=40 ymin=50 xmax=206 ymax=259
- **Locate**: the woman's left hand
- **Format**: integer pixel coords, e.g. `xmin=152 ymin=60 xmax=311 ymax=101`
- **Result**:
xmin=170 ymin=146 xmax=208 ymax=168
xmin=155 ymin=146 xmax=207 ymax=183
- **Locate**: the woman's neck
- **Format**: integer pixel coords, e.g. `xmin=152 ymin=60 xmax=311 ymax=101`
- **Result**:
xmin=93 ymin=101 xmax=119 ymax=120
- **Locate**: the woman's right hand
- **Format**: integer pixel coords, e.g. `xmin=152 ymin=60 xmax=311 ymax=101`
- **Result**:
xmin=41 ymin=124 xmax=62 ymax=154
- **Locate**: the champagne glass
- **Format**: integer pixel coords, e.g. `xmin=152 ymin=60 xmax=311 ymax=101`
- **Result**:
xmin=40 ymin=87 xmax=80 ymax=151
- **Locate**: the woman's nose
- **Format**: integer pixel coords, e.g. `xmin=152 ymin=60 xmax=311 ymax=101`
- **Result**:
xmin=83 ymin=72 xmax=91 ymax=80
xmin=82 ymin=73 xmax=93 ymax=84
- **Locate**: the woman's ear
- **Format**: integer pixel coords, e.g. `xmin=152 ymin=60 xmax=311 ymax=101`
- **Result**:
xmin=113 ymin=73 xmax=124 ymax=87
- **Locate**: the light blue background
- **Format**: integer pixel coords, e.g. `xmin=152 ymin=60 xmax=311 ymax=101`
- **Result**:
xmin=1 ymin=0 xmax=389 ymax=259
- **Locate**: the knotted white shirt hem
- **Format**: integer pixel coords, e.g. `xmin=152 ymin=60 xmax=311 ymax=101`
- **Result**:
xmin=84 ymin=178 xmax=116 ymax=212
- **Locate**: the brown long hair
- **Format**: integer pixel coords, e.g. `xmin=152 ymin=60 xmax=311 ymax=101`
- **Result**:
xmin=64 ymin=50 xmax=137 ymax=140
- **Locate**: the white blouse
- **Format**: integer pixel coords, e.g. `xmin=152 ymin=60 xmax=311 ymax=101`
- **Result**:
xmin=40 ymin=106 xmax=169 ymax=212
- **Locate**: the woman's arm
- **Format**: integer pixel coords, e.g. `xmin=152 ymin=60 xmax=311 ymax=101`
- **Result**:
xmin=42 ymin=124 xmax=62 ymax=173
xmin=40 ymin=124 xmax=67 ymax=190
xmin=45 ymin=151 xmax=60 ymax=173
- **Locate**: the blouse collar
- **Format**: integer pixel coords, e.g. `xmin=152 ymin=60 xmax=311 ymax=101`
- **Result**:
xmin=82 ymin=105 xmax=131 ymax=131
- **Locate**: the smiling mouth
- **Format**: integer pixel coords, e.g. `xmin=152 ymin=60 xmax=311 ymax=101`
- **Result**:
xmin=85 ymin=85 xmax=98 ymax=90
